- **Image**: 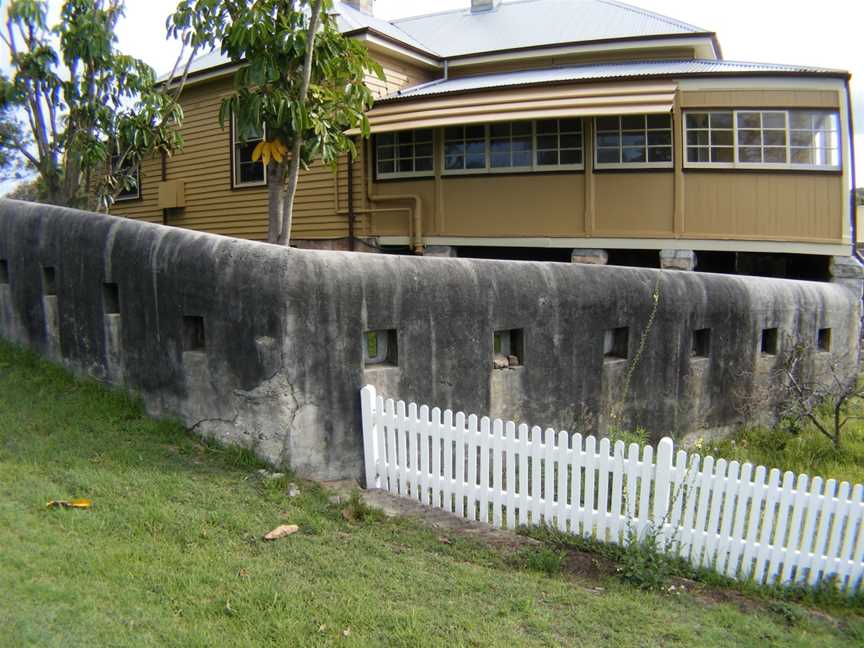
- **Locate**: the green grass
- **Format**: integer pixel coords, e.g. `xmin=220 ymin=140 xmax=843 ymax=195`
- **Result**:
xmin=698 ymin=418 xmax=864 ymax=486
xmin=1 ymin=342 xmax=862 ymax=647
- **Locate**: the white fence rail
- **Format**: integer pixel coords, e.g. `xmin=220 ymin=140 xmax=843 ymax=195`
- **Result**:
xmin=360 ymin=385 xmax=864 ymax=593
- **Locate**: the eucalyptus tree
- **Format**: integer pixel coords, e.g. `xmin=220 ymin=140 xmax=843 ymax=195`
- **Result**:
xmin=0 ymin=0 xmax=186 ymax=209
xmin=168 ymin=0 xmax=383 ymax=245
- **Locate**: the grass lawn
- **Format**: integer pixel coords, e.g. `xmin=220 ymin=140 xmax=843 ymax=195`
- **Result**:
xmin=0 ymin=341 xmax=862 ymax=647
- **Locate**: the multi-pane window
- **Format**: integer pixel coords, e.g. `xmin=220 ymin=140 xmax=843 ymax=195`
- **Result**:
xmin=685 ymin=112 xmax=734 ymax=163
xmin=789 ymin=111 xmax=840 ymax=166
xmin=684 ymin=109 xmax=840 ymax=169
xmin=440 ymin=120 xmax=584 ymax=175
xmin=489 ymin=122 xmax=532 ymax=169
xmin=111 ymin=152 xmax=140 ymax=201
xmin=376 ymin=129 xmax=434 ymax=178
xmin=444 ymin=125 xmax=487 ymax=172
xmin=595 ymin=114 xmax=673 ymax=167
xmin=536 ymin=119 xmax=583 ymax=167
xmin=232 ymin=116 xmax=266 ymax=186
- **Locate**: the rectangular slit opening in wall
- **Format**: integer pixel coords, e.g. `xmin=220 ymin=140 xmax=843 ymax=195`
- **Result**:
xmin=760 ymin=327 xmax=778 ymax=356
xmin=182 ymin=316 xmax=206 ymax=352
xmin=692 ymin=328 xmax=711 ymax=358
xmin=364 ymin=329 xmax=397 ymax=367
xmin=493 ymin=328 xmax=524 ymax=369
xmin=42 ymin=266 xmax=56 ymax=296
xmin=604 ymin=327 xmax=629 ymax=361
xmin=0 ymin=260 xmax=8 ymax=284
xmin=103 ymin=282 xmax=120 ymax=315
xmin=817 ymin=328 xmax=831 ymax=352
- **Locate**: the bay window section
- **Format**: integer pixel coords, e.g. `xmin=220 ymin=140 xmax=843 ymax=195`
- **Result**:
xmin=684 ymin=109 xmax=840 ymax=170
xmin=594 ymin=114 xmax=673 ymax=168
xmin=376 ymin=129 xmax=434 ymax=179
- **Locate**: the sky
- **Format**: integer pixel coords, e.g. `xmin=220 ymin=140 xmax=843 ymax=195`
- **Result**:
xmin=1 ymin=0 xmax=863 ymax=190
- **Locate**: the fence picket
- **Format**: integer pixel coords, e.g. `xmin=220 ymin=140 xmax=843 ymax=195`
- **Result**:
xmin=359 ymin=386 xmax=864 ymax=594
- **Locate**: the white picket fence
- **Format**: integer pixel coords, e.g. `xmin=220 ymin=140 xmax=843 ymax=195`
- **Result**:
xmin=360 ymin=385 xmax=864 ymax=593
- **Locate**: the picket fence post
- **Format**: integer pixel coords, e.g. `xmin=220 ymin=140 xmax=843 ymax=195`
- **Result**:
xmin=360 ymin=384 xmax=379 ymax=489
xmin=652 ymin=437 xmax=674 ymax=544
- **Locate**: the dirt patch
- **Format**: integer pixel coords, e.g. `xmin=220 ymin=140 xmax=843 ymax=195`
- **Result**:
xmin=560 ymin=549 xmax=619 ymax=580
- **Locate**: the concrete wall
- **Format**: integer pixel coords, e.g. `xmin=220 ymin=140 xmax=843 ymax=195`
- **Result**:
xmin=0 ymin=199 xmax=860 ymax=480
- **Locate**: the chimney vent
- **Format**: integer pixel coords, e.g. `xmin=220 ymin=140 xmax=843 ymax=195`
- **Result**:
xmin=343 ymin=0 xmax=374 ymax=15
xmin=471 ymin=0 xmax=500 ymax=12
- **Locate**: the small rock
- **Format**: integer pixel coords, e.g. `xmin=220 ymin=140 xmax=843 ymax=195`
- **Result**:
xmin=263 ymin=524 xmax=299 ymax=541
xmin=265 ymin=472 xmax=286 ymax=480
xmin=287 ymin=483 xmax=300 ymax=497
xmin=493 ymin=354 xmax=510 ymax=369
xmin=508 ymin=354 xmax=520 ymax=367
xmin=342 ymin=628 xmax=351 ymax=638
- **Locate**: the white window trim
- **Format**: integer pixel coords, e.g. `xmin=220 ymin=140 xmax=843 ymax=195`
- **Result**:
xmin=441 ymin=121 xmax=585 ymax=177
xmin=231 ymin=113 xmax=267 ymax=188
xmin=593 ymin=115 xmax=674 ymax=170
xmin=375 ymin=129 xmax=435 ymax=180
xmin=683 ymin=109 xmax=841 ymax=172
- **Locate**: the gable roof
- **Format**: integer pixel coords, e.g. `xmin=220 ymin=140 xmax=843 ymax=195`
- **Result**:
xmin=386 ymin=59 xmax=849 ymax=101
xmin=391 ymin=0 xmax=712 ymax=58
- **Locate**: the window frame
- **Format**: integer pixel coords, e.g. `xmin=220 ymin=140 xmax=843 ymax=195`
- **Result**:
xmin=593 ymin=114 xmax=674 ymax=170
xmin=374 ymin=129 xmax=435 ymax=180
xmin=683 ymin=108 xmax=841 ymax=172
xmin=231 ymin=113 xmax=267 ymax=189
xmin=440 ymin=120 xmax=585 ymax=176
xmin=111 ymin=148 xmax=141 ymax=202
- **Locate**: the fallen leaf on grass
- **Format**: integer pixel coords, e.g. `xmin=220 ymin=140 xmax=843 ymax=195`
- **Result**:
xmin=342 ymin=628 xmax=351 ymax=637
xmin=438 ymin=536 xmax=452 ymax=545
xmin=46 ymin=499 xmax=92 ymax=509
xmin=263 ymin=524 xmax=299 ymax=541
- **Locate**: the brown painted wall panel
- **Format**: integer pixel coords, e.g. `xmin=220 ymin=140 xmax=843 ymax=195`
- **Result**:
xmin=680 ymin=89 xmax=840 ymax=109
xmin=683 ymin=173 xmax=843 ymax=242
xmin=594 ymin=173 xmax=675 ymax=235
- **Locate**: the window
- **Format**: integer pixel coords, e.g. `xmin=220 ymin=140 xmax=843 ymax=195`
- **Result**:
xmin=376 ymin=129 xmax=434 ymax=179
xmin=760 ymin=328 xmax=778 ymax=356
xmin=536 ymin=119 xmax=583 ymax=168
xmin=232 ymin=115 xmax=266 ymax=187
xmin=444 ymin=125 xmax=487 ymax=172
xmin=182 ymin=316 xmax=206 ymax=352
xmin=685 ymin=109 xmax=840 ymax=170
xmin=604 ymin=327 xmax=629 ymax=360
xmin=443 ymin=120 xmax=585 ymax=175
xmin=364 ymin=330 xmax=398 ymax=367
xmin=595 ymin=114 xmax=673 ymax=168
xmin=493 ymin=329 xmax=524 ymax=368
xmin=112 ymin=152 xmax=140 ymax=201
xmin=489 ymin=122 xmax=533 ymax=169
xmin=817 ymin=328 xmax=832 ymax=352
xmin=692 ymin=329 xmax=711 ymax=358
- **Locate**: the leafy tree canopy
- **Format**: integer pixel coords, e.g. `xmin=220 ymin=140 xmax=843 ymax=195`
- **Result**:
xmin=168 ymin=0 xmax=383 ymax=244
xmin=0 ymin=0 xmax=184 ymax=209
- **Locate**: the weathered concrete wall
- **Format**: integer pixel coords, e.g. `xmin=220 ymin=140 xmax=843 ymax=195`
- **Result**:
xmin=0 ymin=199 xmax=860 ymax=480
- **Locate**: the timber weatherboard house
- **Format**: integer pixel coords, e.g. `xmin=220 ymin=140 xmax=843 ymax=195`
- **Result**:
xmin=111 ymin=0 xmax=860 ymax=280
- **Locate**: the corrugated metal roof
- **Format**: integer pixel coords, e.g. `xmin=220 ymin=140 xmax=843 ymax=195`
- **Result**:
xmin=385 ymin=59 xmax=848 ymax=101
xmin=392 ymin=0 xmax=710 ymax=58
xmin=160 ymin=1 xmax=434 ymax=82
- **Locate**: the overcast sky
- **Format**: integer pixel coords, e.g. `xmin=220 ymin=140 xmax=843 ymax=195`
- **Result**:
xmin=2 ymin=0 xmax=863 ymax=188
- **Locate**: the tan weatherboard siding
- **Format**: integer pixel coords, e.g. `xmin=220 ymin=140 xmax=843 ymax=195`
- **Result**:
xmin=364 ymin=51 xmax=437 ymax=99
xmin=683 ymin=174 xmax=843 ymax=242
xmin=680 ymin=89 xmax=841 ymax=109
xmin=112 ymin=51 xmax=427 ymax=240
xmin=594 ymin=173 xmax=674 ymax=236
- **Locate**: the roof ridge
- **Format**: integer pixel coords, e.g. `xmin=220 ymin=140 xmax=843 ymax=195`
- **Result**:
xmin=594 ymin=0 xmax=708 ymax=34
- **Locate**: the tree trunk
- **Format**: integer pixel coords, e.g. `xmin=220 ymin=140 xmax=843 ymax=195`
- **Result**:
xmin=277 ymin=0 xmax=323 ymax=246
xmin=267 ymin=161 xmax=287 ymax=243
